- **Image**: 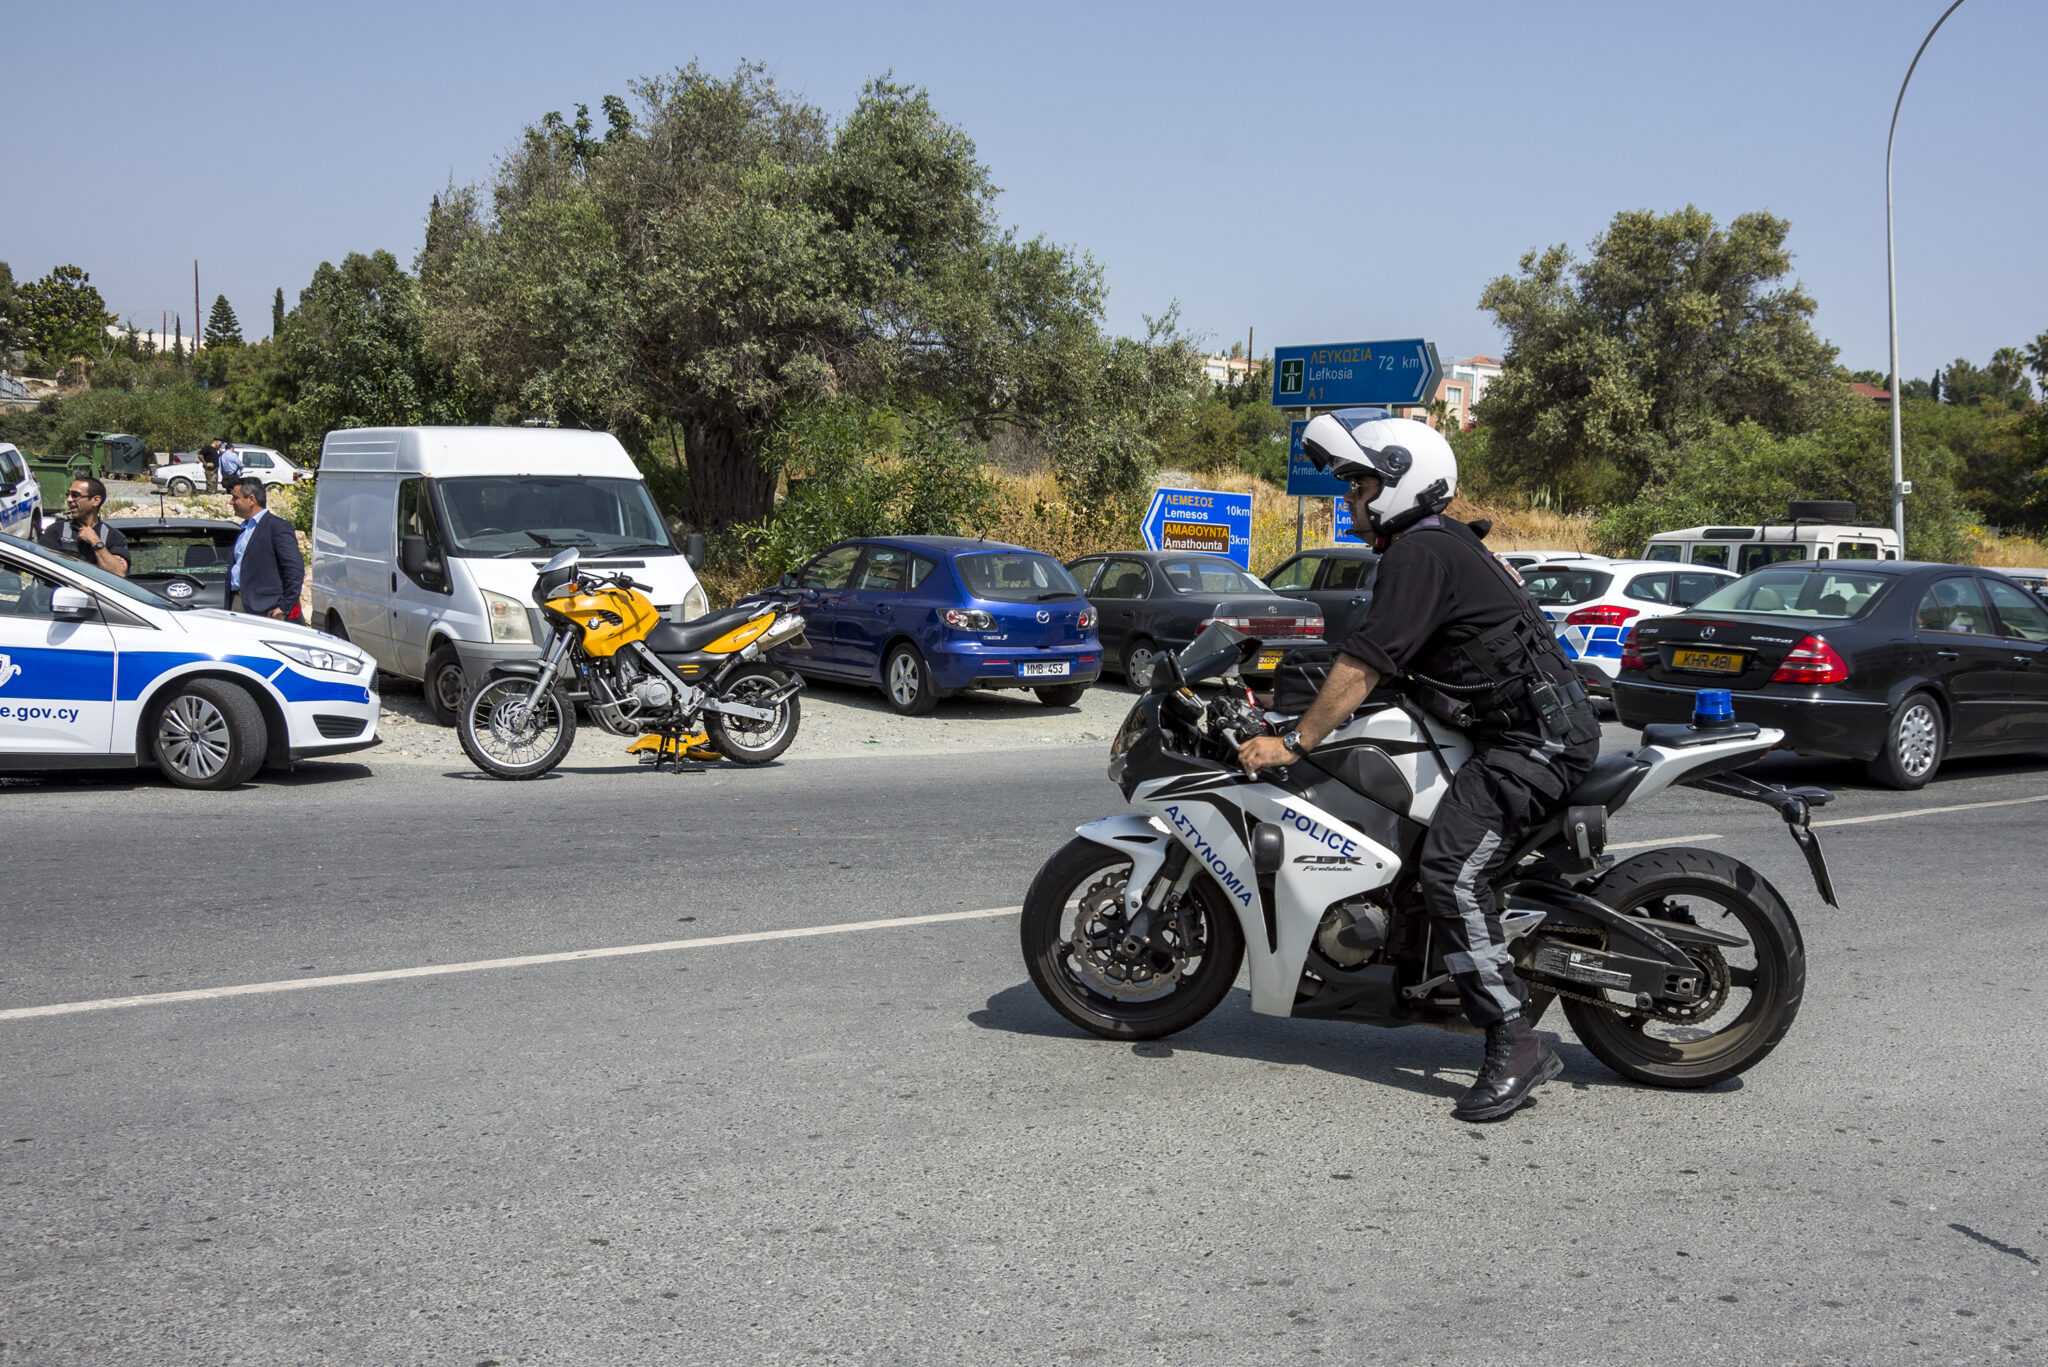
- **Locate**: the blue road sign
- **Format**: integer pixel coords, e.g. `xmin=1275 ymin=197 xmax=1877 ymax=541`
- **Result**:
xmin=1285 ymin=412 xmax=1392 ymax=497
xmin=1271 ymin=339 xmax=1441 ymax=408
xmin=1143 ymin=486 xmax=1254 ymax=568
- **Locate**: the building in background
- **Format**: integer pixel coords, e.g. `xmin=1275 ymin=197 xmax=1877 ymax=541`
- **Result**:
xmin=1201 ymin=353 xmax=1260 ymax=387
xmin=1393 ymin=355 xmax=1502 ymax=430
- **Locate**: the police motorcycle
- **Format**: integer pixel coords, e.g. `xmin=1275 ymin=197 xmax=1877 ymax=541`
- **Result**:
xmin=1019 ymin=623 xmax=1840 ymax=1088
xmin=457 ymin=546 xmax=806 ymax=779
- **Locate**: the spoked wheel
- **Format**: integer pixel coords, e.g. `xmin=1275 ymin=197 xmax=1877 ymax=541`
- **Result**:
xmin=1561 ymin=848 xmax=1805 ymax=1088
xmin=705 ymin=665 xmax=800 ymax=765
xmin=457 ymin=676 xmax=576 ymax=779
xmin=1020 ymin=837 xmax=1245 ymax=1041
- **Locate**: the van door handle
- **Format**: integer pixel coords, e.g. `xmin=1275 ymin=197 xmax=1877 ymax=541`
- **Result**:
xmin=1935 ymin=649 xmax=1959 ymax=661
xmin=391 ymin=572 xmax=398 ymax=591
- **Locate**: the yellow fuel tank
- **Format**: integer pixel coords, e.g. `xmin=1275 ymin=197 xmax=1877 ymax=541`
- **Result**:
xmin=561 ymin=584 xmax=661 ymax=657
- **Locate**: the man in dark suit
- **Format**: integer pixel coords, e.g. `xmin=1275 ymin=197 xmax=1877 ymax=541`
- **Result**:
xmin=227 ymin=477 xmax=304 ymax=619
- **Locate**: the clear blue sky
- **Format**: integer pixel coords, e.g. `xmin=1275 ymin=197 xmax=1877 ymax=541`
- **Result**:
xmin=9 ymin=0 xmax=2042 ymax=382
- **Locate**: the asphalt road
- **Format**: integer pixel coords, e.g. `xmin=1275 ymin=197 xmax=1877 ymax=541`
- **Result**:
xmin=4 ymin=726 xmax=2046 ymax=1366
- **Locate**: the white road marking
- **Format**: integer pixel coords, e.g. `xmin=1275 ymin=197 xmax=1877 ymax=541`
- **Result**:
xmin=1812 ymin=792 xmax=2048 ymax=828
xmin=0 ymin=906 xmax=1025 ymax=1023
xmin=9 ymin=789 xmax=2043 ymax=1025
xmin=1608 ymin=833 xmax=1722 ymax=851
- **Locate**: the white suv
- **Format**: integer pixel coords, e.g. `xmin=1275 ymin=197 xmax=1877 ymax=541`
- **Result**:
xmin=1524 ymin=559 xmax=1737 ymax=701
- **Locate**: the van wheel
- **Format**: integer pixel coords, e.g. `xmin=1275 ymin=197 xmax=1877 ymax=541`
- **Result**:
xmin=152 ymin=680 xmax=268 ymax=790
xmin=167 ymin=476 xmax=194 ymax=496
xmin=324 ymin=613 xmax=349 ymax=642
xmin=424 ymin=644 xmax=466 ymax=726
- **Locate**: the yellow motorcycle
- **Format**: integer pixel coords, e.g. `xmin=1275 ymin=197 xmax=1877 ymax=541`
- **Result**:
xmin=457 ymin=547 xmax=806 ymax=779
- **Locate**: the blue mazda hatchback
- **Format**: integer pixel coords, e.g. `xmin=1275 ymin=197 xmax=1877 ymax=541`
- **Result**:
xmin=750 ymin=536 xmax=1102 ymax=715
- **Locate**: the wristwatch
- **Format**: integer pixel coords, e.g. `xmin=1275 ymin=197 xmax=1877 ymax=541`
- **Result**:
xmin=1282 ymin=729 xmax=1308 ymax=756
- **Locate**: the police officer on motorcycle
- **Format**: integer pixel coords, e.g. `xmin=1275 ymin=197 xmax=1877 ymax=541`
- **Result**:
xmin=1236 ymin=414 xmax=1600 ymax=1122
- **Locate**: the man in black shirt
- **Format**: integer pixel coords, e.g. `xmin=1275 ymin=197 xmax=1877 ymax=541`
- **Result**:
xmin=37 ymin=477 xmax=130 ymax=577
xmin=1237 ymin=414 xmax=1598 ymax=1122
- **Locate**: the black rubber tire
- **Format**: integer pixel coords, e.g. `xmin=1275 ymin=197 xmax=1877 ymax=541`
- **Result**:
xmin=1561 ymin=848 xmax=1805 ymax=1089
xmin=324 ymin=613 xmax=349 ymax=642
xmin=423 ymin=643 xmax=466 ymax=727
xmin=151 ymin=679 xmax=268 ymax=790
xmin=1865 ymin=691 xmax=1943 ymax=790
xmin=1120 ymin=637 xmax=1160 ymax=686
xmin=1035 ymin=683 xmax=1087 ymax=707
xmin=882 ymin=643 xmax=938 ymax=716
xmin=1021 ymin=837 xmax=1245 ymax=1041
xmin=456 ymin=675 xmax=576 ymax=779
xmin=705 ymin=665 xmax=801 ymax=765
xmin=167 ymin=476 xmax=194 ymax=496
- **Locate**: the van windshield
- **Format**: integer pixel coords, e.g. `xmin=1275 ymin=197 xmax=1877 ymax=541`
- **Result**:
xmin=435 ymin=477 xmax=674 ymax=556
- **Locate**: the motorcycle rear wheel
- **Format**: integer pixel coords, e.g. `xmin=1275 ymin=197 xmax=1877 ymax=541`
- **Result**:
xmin=704 ymin=665 xmax=800 ymax=765
xmin=1021 ymin=837 xmax=1245 ymax=1041
xmin=1561 ymin=848 xmax=1804 ymax=1089
xmin=457 ymin=676 xmax=577 ymax=780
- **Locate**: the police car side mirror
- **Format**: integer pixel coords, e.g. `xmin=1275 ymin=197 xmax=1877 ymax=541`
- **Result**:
xmin=0 ymin=481 xmax=16 ymax=496
xmin=50 ymin=586 xmax=95 ymax=621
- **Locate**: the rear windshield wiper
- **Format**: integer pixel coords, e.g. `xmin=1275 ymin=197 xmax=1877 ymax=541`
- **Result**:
xmin=1032 ymin=590 xmax=1072 ymax=601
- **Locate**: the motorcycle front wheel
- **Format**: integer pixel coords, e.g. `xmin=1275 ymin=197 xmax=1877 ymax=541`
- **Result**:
xmin=457 ymin=676 xmax=577 ymax=780
xmin=1021 ymin=837 xmax=1245 ymax=1041
xmin=1561 ymin=848 xmax=1805 ymax=1088
xmin=704 ymin=665 xmax=800 ymax=765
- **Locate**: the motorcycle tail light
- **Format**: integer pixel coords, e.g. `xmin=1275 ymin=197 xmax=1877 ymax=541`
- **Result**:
xmin=1565 ymin=604 xmax=1640 ymax=628
xmin=1772 ymin=635 xmax=1848 ymax=685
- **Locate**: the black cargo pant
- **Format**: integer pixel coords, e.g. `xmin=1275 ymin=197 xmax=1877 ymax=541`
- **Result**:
xmin=1417 ymin=736 xmax=1598 ymax=1028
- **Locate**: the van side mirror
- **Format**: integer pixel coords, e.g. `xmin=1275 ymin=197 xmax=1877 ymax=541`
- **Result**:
xmin=399 ymin=534 xmax=430 ymax=580
xmin=50 ymin=586 xmax=94 ymax=621
xmin=684 ymin=531 xmax=705 ymax=571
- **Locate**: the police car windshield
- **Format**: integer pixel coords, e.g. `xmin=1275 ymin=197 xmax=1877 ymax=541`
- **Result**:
xmin=1 ymin=532 xmax=185 ymax=610
xmin=1523 ymin=568 xmax=1612 ymax=605
xmin=435 ymin=477 xmax=674 ymax=556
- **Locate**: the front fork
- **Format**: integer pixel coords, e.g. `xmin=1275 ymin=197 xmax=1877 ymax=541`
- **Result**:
xmin=1122 ymin=841 xmax=1199 ymax=956
xmin=517 ymin=630 xmax=574 ymax=725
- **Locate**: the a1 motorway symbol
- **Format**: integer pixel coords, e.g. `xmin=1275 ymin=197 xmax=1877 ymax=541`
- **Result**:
xmin=1278 ymin=358 xmax=1305 ymax=395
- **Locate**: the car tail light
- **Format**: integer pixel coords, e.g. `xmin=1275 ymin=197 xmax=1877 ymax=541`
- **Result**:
xmin=1200 ymin=616 xmax=1252 ymax=630
xmin=1771 ymin=635 xmax=1848 ymax=685
xmin=1565 ymin=604 xmax=1640 ymax=628
xmin=943 ymin=608 xmax=995 ymax=630
xmin=1620 ymin=636 xmax=1648 ymax=671
xmin=1077 ymin=607 xmax=1098 ymax=629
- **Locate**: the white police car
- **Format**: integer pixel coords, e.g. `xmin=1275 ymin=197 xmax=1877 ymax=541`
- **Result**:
xmin=1 ymin=531 xmax=379 ymax=788
xmin=0 ymin=443 xmax=40 ymax=539
xmin=1523 ymin=558 xmax=1737 ymax=702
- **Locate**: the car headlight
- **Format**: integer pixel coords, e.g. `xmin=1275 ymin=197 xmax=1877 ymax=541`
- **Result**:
xmin=681 ymin=583 xmax=710 ymax=621
xmin=483 ymin=589 xmax=534 ymax=643
xmin=266 ymin=639 xmax=372 ymax=675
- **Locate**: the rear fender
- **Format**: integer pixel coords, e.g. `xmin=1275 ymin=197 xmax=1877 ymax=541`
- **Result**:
xmin=1628 ymin=728 xmax=1785 ymax=802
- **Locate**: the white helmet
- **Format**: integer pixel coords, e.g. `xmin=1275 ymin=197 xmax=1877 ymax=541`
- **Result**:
xmin=1301 ymin=412 xmax=1457 ymax=538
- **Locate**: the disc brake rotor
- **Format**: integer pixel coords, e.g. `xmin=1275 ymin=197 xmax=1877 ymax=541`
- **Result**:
xmin=1063 ymin=872 xmax=1189 ymax=1003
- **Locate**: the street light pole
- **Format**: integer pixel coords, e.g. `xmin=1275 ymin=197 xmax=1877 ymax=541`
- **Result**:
xmin=1886 ymin=0 xmax=1967 ymax=557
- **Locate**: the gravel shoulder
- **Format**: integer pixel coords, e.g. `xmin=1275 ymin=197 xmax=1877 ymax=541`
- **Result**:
xmin=371 ymin=671 xmax=1141 ymax=767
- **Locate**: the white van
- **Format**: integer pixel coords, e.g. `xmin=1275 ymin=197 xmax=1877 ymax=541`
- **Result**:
xmin=309 ymin=426 xmax=708 ymax=723
xmin=1643 ymin=501 xmax=1900 ymax=574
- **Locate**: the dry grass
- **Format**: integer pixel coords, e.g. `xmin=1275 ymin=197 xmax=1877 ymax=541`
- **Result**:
xmin=696 ymin=473 xmax=1606 ymax=607
xmin=1970 ymin=529 xmax=2048 ymax=568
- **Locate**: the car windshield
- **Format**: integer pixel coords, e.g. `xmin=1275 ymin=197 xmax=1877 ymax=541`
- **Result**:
xmin=435 ymin=477 xmax=674 ymax=556
xmin=0 ymin=531 xmax=181 ymax=610
xmin=1691 ymin=568 xmax=1891 ymax=619
xmin=120 ymin=527 xmax=238 ymax=581
xmin=954 ymin=551 xmax=1082 ymax=603
xmin=1160 ymin=557 xmax=1269 ymax=595
xmin=1524 ymin=569 xmax=1613 ymax=605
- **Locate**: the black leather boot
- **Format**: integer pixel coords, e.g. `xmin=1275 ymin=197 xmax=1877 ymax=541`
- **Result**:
xmin=1452 ymin=1012 xmax=1562 ymax=1122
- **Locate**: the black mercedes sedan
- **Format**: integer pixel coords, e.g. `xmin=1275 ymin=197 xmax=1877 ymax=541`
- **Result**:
xmin=1612 ymin=561 xmax=2048 ymax=788
xmin=1066 ymin=550 xmax=1324 ymax=683
xmin=1260 ymin=545 xmax=1379 ymax=644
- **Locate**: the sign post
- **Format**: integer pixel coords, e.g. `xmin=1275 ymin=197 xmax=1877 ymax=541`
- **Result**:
xmin=1272 ymin=339 xmax=1439 ymax=553
xmin=1142 ymin=487 xmax=1254 ymax=568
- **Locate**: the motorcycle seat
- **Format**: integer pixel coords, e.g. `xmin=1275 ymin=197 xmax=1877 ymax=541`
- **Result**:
xmin=645 ymin=606 xmax=765 ymax=655
xmin=1640 ymin=721 xmax=1762 ymax=750
xmin=1565 ymin=753 xmax=1650 ymax=811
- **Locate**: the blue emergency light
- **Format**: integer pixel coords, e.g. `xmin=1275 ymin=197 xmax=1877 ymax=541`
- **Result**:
xmin=1692 ymin=688 xmax=1736 ymax=728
